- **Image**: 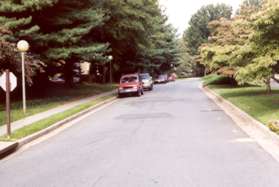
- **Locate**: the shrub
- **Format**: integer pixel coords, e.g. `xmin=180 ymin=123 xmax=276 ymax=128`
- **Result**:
xmin=202 ymin=74 xmax=237 ymax=86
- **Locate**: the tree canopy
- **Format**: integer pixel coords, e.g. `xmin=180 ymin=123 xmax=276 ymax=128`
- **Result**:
xmin=197 ymin=0 xmax=279 ymax=92
xmin=183 ymin=4 xmax=233 ymax=55
xmin=0 ymin=0 xmax=179 ymax=86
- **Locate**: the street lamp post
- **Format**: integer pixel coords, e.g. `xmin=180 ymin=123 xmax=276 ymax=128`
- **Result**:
xmin=17 ymin=40 xmax=29 ymax=114
xmin=108 ymin=55 xmax=113 ymax=83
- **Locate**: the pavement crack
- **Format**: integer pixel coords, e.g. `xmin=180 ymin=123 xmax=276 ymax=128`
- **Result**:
xmin=92 ymin=175 xmax=106 ymax=187
xmin=115 ymin=113 xmax=173 ymax=120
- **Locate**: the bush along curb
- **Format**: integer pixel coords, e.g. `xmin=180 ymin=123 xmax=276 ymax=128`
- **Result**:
xmin=0 ymin=96 xmax=117 ymax=159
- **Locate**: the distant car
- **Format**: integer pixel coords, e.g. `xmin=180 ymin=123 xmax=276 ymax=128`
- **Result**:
xmin=168 ymin=73 xmax=177 ymax=82
xmin=50 ymin=76 xmax=80 ymax=84
xmin=155 ymin=74 xmax=168 ymax=84
xmin=118 ymin=74 xmax=144 ymax=97
xmin=50 ymin=77 xmax=65 ymax=84
xmin=140 ymin=73 xmax=154 ymax=91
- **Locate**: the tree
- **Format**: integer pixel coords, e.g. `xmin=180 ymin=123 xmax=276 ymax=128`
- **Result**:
xmin=0 ymin=0 xmax=179 ymax=85
xmin=0 ymin=0 xmax=58 ymax=91
xmin=0 ymin=0 xmax=58 ymax=42
xmin=145 ymin=22 xmax=180 ymax=74
xmin=175 ymin=39 xmax=194 ymax=78
xmin=199 ymin=14 xmax=252 ymax=77
xmin=238 ymin=0 xmax=263 ymax=15
xmin=92 ymin=0 xmax=179 ymax=78
xmin=235 ymin=0 xmax=279 ymax=92
xmin=199 ymin=0 xmax=264 ymax=86
xmin=30 ymin=0 xmax=110 ymax=86
xmin=184 ymin=4 xmax=233 ymax=56
xmin=0 ymin=27 xmax=44 ymax=85
xmin=0 ymin=0 xmax=55 ymax=83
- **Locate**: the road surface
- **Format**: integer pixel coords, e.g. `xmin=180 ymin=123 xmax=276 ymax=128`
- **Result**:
xmin=1 ymin=79 xmax=279 ymax=187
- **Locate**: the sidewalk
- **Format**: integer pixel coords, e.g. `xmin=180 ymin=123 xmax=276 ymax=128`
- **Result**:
xmin=0 ymin=90 xmax=116 ymax=136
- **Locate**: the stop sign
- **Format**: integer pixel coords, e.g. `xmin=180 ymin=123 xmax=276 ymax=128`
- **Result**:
xmin=0 ymin=72 xmax=17 ymax=92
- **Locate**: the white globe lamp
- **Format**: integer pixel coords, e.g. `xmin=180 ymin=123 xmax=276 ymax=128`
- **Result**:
xmin=17 ymin=40 xmax=30 ymax=52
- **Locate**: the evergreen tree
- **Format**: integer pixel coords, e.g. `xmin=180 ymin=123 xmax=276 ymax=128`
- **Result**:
xmin=30 ymin=0 xmax=110 ymax=86
xmin=0 ymin=0 xmax=180 ymax=84
xmin=0 ymin=0 xmax=58 ymax=42
xmin=94 ymin=0 xmax=179 ymax=77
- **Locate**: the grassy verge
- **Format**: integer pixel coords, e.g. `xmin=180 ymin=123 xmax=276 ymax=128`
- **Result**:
xmin=0 ymin=95 xmax=115 ymax=141
xmin=0 ymin=83 xmax=117 ymax=126
xmin=208 ymin=84 xmax=279 ymax=128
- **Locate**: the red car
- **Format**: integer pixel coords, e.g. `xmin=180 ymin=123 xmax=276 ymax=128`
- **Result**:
xmin=168 ymin=73 xmax=177 ymax=82
xmin=118 ymin=74 xmax=144 ymax=97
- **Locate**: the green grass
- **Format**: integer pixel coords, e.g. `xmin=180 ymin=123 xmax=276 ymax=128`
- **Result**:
xmin=0 ymin=95 xmax=114 ymax=141
xmin=209 ymin=85 xmax=279 ymax=126
xmin=0 ymin=83 xmax=117 ymax=126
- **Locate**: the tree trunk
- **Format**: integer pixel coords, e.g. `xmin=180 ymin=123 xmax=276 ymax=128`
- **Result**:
xmin=102 ymin=66 xmax=107 ymax=84
xmin=265 ymin=78 xmax=272 ymax=94
xmin=64 ymin=60 xmax=74 ymax=87
xmin=204 ymin=67 xmax=207 ymax=77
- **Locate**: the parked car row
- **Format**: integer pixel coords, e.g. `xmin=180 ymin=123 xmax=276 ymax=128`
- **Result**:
xmin=154 ymin=74 xmax=168 ymax=84
xmin=118 ymin=73 xmax=176 ymax=98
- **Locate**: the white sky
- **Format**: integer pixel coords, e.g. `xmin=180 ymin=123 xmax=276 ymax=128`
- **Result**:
xmin=159 ymin=0 xmax=243 ymax=35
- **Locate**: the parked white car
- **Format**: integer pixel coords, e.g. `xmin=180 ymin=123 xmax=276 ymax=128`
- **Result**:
xmin=140 ymin=73 xmax=154 ymax=91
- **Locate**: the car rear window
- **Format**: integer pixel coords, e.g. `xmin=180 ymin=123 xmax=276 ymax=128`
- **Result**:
xmin=140 ymin=74 xmax=150 ymax=79
xmin=121 ymin=76 xmax=138 ymax=83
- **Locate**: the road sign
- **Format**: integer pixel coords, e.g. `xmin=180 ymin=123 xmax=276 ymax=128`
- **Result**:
xmin=0 ymin=72 xmax=17 ymax=92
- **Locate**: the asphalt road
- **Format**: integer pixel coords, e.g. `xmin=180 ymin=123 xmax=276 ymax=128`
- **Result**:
xmin=1 ymin=79 xmax=279 ymax=187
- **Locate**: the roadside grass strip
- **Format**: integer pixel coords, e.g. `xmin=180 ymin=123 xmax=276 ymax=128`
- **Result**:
xmin=209 ymin=85 xmax=279 ymax=134
xmin=0 ymin=95 xmax=114 ymax=141
xmin=0 ymin=83 xmax=117 ymax=126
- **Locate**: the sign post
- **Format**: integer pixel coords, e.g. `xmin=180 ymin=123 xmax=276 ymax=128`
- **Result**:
xmin=0 ymin=71 xmax=17 ymax=137
xmin=5 ymin=70 xmax=11 ymax=136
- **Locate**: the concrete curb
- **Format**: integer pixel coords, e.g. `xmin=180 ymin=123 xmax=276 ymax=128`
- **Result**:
xmin=201 ymin=85 xmax=279 ymax=162
xmin=0 ymin=90 xmax=117 ymax=136
xmin=0 ymin=142 xmax=18 ymax=159
xmin=0 ymin=96 xmax=117 ymax=159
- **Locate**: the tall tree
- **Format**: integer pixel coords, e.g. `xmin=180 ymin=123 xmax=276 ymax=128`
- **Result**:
xmin=95 ymin=0 xmax=179 ymax=77
xmin=184 ymin=4 xmax=233 ymax=55
xmin=235 ymin=0 xmax=279 ymax=92
xmin=30 ymin=0 xmax=110 ymax=86
xmin=0 ymin=0 xmax=48 ymax=86
xmin=144 ymin=21 xmax=179 ymax=74
xmin=175 ymin=39 xmax=193 ymax=78
xmin=0 ymin=0 xmax=180 ymax=85
xmin=198 ymin=0 xmax=279 ymax=91
xmin=0 ymin=0 xmax=58 ymax=42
